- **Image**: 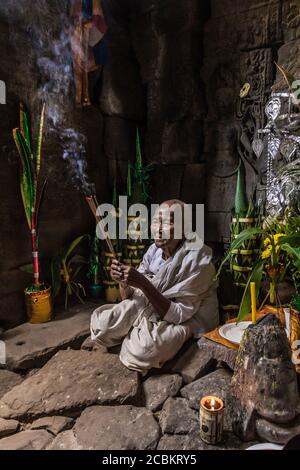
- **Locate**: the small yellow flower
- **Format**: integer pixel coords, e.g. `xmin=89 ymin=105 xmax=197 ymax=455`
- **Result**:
xmin=261 ymin=233 xmax=285 ymax=260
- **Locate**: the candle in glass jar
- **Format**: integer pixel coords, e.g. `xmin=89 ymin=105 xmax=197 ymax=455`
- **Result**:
xmin=200 ymin=396 xmax=224 ymax=445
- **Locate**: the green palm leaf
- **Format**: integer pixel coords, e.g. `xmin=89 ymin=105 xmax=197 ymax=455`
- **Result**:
xmin=65 ymin=235 xmax=90 ymax=261
xmin=216 ymin=227 xmax=264 ymax=278
xmin=36 ymin=104 xmax=45 ymax=176
xmin=281 ymin=244 xmax=300 ymax=270
xmin=20 ymin=103 xmax=32 ymax=155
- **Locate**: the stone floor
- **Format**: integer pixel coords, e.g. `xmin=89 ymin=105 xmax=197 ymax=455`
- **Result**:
xmin=0 ymin=303 xmax=255 ymax=450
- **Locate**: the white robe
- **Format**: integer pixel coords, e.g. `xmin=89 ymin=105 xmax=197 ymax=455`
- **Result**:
xmin=90 ymin=241 xmax=219 ymax=372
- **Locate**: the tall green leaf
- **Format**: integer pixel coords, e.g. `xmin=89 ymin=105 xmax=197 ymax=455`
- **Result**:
xmin=136 ymin=128 xmax=142 ymax=169
xmin=20 ymin=103 xmax=32 ymax=155
xmin=216 ymin=227 xmax=264 ymax=278
xmin=36 ymin=104 xmax=45 ymax=175
xmin=64 ymin=235 xmax=90 ymax=261
xmin=281 ymin=244 xmax=300 ymax=270
xmin=234 ymin=160 xmax=248 ymax=217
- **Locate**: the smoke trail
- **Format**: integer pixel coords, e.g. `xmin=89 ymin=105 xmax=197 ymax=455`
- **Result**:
xmin=0 ymin=0 xmax=95 ymax=194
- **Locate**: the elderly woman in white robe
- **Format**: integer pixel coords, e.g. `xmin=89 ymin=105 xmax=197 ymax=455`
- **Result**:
xmin=90 ymin=200 xmax=219 ymax=373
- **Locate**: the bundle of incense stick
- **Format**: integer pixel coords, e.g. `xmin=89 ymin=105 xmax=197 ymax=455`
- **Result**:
xmin=86 ymin=195 xmax=116 ymax=257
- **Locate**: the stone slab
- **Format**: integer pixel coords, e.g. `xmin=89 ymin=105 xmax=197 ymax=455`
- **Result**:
xmin=30 ymin=416 xmax=74 ymax=436
xmin=73 ymin=405 xmax=160 ymax=450
xmin=0 ymin=370 xmax=23 ymax=399
xmin=0 ymin=430 xmax=53 ymax=450
xmin=171 ymin=341 xmax=217 ymax=384
xmin=143 ymin=374 xmax=182 ymax=412
xmin=2 ymin=303 xmax=96 ymax=371
xmin=197 ymin=337 xmax=238 ymax=370
xmin=159 ymin=398 xmax=198 ymax=435
xmin=0 ymin=350 xmax=140 ymax=420
xmin=0 ymin=417 xmax=19 ymax=438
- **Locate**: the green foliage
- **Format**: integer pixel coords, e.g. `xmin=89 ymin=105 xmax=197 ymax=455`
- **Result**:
xmin=291 ymin=294 xmax=300 ymax=312
xmin=127 ymin=128 xmax=153 ymax=205
xmin=13 ymin=103 xmax=46 ymax=230
xmin=234 ymin=160 xmax=248 ymax=217
xmin=217 ymin=213 xmax=300 ymax=321
xmin=88 ymin=234 xmax=106 ymax=285
xmin=51 ymin=235 xmax=90 ymax=310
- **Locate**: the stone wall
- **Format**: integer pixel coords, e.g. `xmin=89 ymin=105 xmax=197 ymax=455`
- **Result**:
xmin=0 ymin=1 xmax=107 ymax=328
xmin=203 ymin=0 xmax=300 ymax=247
xmin=0 ymin=0 xmax=300 ymax=328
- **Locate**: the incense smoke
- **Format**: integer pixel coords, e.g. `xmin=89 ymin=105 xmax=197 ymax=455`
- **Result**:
xmin=0 ymin=0 xmax=95 ymax=194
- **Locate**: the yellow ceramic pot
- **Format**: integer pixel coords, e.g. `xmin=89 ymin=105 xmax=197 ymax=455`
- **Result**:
xmin=25 ymin=286 xmax=53 ymax=324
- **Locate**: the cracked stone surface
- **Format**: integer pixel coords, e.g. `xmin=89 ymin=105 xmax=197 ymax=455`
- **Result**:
xmin=30 ymin=416 xmax=74 ymax=436
xmin=256 ymin=417 xmax=300 ymax=445
xmin=73 ymin=406 xmax=160 ymax=450
xmin=171 ymin=341 xmax=217 ymax=384
xmin=0 ymin=370 xmax=23 ymax=398
xmin=0 ymin=418 xmax=19 ymax=438
xmin=47 ymin=430 xmax=82 ymax=451
xmin=0 ymin=430 xmax=53 ymax=450
xmin=197 ymin=337 xmax=238 ymax=371
xmin=143 ymin=374 xmax=182 ymax=412
xmin=2 ymin=304 xmax=96 ymax=370
xmin=159 ymin=397 xmax=198 ymax=435
xmin=0 ymin=350 xmax=140 ymax=420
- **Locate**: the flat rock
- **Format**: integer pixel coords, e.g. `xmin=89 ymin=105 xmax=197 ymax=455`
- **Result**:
xmin=180 ymin=368 xmax=233 ymax=431
xmin=159 ymin=398 xmax=198 ymax=435
xmin=157 ymin=431 xmax=245 ymax=451
xmin=73 ymin=406 xmax=160 ymax=450
xmin=0 ymin=370 xmax=23 ymax=398
xmin=0 ymin=430 xmax=53 ymax=450
xmin=46 ymin=430 xmax=82 ymax=450
xmin=171 ymin=341 xmax=217 ymax=384
xmin=81 ymin=337 xmax=107 ymax=353
xmin=2 ymin=304 xmax=95 ymax=370
xmin=197 ymin=337 xmax=238 ymax=370
xmin=31 ymin=416 xmax=74 ymax=435
xmin=256 ymin=417 xmax=300 ymax=445
xmin=0 ymin=350 xmax=140 ymax=420
xmin=143 ymin=374 xmax=182 ymax=412
xmin=0 ymin=417 xmax=19 ymax=438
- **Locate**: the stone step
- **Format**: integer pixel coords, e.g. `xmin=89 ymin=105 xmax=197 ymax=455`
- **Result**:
xmin=1 ymin=302 xmax=101 ymax=371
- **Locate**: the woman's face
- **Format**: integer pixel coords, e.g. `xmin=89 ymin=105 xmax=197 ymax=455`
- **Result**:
xmin=151 ymin=205 xmax=183 ymax=250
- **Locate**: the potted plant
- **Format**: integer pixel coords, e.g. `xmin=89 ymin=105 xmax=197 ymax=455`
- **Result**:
xmin=13 ymin=103 xmax=52 ymax=323
xmin=124 ymin=128 xmax=152 ymax=267
xmin=87 ymin=233 xmax=105 ymax=300
xmin=51 ymin=235 xmax=89 ymax=310
xmin=217 ymin=212 xmax=300 ymax=322
xmin=103 ymin=181 xmax=122 ymax=303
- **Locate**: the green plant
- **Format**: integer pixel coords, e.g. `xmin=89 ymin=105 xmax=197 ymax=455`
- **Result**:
xmin=291 ymin=293 xmax=300 ymax=312
xmin=127 ymin=128 xmax=153 ymax=205
xmin=217 ymin=213 xmax=300 ymax=322
xmin=88 ymin=234 xmax=106 ymax=285
xmin=51 ymin=235 xmax=90 ymax=309
xmin=13 ymin=102 xmax=47 ymax=290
